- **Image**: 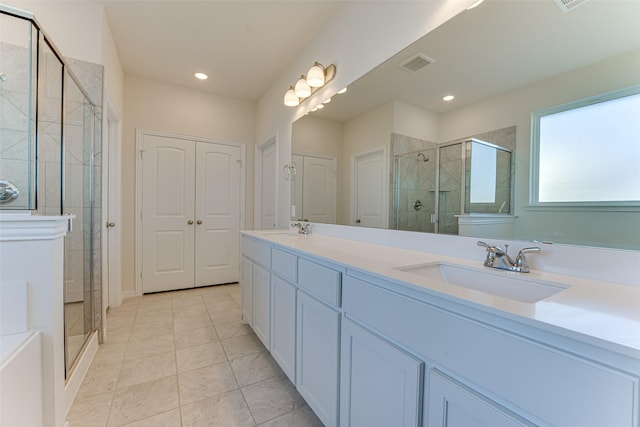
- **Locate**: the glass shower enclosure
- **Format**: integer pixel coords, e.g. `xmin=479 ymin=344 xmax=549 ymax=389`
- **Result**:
xmin=392 ymin=138 xmax=513 ymax=235
xmin=0 ymin=5 xmax=102 ymax=378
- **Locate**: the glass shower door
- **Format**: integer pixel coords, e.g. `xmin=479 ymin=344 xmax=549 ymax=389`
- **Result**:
xmin=63 ymin=71 xmax=95 ymax=375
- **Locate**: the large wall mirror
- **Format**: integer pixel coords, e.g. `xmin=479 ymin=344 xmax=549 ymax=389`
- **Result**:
xmin=291 ymin=0 xmax=640 ymax=250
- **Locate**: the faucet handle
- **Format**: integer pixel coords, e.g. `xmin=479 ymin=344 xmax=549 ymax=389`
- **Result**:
xmin=477 ymin=241 xmax=505 ymax=255
xmin=514 ymin=247 xmax=541 ymax=272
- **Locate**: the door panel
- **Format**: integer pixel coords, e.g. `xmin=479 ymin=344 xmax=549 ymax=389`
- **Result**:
xmin=354 ymin=149 xmax=386 ymax=228
xmin=195 ymin=143 xmax=241 ymax=286
xmin=291 ymin=154 xmax=304 ymax=220
xmin=260 ymin=141 xmax=277 ymax=229
xmin=142 ymin=135 xmax=195 ymax=293
xmin=302 ymin=156 xmax=336 ymax=223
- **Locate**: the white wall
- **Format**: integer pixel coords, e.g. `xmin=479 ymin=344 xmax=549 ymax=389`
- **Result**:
xmin=438 ymin=49 xmax=640 ymax=249
xmin=393 ymin=101 xmax=440 ymax=142
xmin=256 ymin=0 xmax=476 ymax=229
xmin=292 ymin=116 xmax=342 ymax=158
xmin=121 ymin=76 xmax=256 ymax=294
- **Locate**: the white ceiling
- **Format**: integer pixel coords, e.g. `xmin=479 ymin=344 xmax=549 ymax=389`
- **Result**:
xmin=98 ymin=0 xmax=345 ymax=101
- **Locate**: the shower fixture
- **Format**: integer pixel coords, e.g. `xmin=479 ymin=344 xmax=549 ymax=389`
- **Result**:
xmin=417 ymin=152 xmax=429 ymax=162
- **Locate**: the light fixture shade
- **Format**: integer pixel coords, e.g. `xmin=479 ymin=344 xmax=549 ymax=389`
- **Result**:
xmin=294 ymin=76 xmax=311 ymax=98
xmin=284 ymin=87 xmax=299 ymax=107
xmin=307 ymin=62 xmax=325 ymax=87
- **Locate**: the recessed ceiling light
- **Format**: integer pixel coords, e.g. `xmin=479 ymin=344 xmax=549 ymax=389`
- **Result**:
xmin=442 ymin=95 xmax=455 ymax=102
xmin=194 ymin=72 xmax=208 ymax=80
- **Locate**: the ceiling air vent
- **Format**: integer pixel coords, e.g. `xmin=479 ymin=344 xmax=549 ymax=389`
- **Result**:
xmin=554 ymin=0 xmax=590 ymax=13
xmin=398 ymin=53 xmax=435 ymax=73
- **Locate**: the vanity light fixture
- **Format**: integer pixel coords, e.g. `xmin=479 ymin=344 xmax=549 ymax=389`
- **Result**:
xmin=323 ymin=98 xmax=332 ymax=104
xmin=284 ymin=86 xmax=300 ymax=107
xmin=337 ymin=87 xmax=347 ymax=94
xmin=194 ymin=72 xmax=208 ymax=80
xmin=307 ymin=62 xmax=326 ymax=87
xmin=443 ymin=95 xmax=455 ymax=101
xmin=283 ymin=62 xmax=337 ymax=107
xmin=295 ymin=75 xmax=311 ymax=98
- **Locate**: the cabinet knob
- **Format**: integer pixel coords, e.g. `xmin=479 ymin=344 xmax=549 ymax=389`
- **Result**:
xmin=106 ymin=222 xmax=116 ymax=228
xmin=196 ymin=219 xmax=203 ymax=225
xmin=187 ymin=219 xmax=194 ymax=225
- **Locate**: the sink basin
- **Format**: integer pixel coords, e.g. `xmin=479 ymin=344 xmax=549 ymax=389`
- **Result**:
xmin=396 ymin=262 xmax=568 ymax=303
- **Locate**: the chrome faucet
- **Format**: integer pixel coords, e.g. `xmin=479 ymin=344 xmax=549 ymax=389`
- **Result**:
xmin=292 ymin=221 xmax=311 ymax=235
xmin=477 ymin=241 xmax=540 ymax=273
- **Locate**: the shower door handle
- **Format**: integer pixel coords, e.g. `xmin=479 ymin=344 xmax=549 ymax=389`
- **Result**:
xmin=106 ymin=222 xmax=116 ymax=228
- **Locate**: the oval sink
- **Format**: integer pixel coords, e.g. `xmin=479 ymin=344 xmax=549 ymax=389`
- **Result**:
xmin=396 ymin=262 xmax=568 ymax=303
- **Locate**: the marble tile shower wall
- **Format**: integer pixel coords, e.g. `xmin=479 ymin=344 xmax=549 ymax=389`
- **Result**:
xmin=0 ymin=42 xmax=34 ymax=209
xmin=391 ymin=133 xmax=438 ymax=232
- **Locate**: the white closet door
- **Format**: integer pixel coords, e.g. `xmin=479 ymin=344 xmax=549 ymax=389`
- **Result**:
xmin=141 ymin=134 xmax=196 ymax=293
xmin=354 ymin=148 xmax=387 ymax=228
xmin=194 ymin=142 xmax=242 ymax=286
xmin=302 ymin=155 xmax=336 ymax=224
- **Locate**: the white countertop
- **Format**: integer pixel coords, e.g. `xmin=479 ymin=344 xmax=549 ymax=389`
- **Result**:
xmin=242 ymin=230 xmax=640 ymax=357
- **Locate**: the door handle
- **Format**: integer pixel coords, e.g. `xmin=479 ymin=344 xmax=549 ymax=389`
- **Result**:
xmin=196 ymin=219 xmax=202 ymax=225
xmin=106 ymin=222 xmax=116 ymax=228
xmin=187 ymin=219 xmax=194 ymax=225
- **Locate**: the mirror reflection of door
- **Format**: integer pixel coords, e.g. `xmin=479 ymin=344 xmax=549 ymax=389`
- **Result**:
xmin=259 ymin=139 xmax=277 ymax=230
xmin=353 ymin=148 xmax=387 ymax=228
xmin=291 ymin=153 xmax=336 ymax=223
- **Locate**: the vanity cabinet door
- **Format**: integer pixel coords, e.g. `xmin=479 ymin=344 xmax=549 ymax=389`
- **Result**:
xmin=427 ymin=370 xmax=532 ymax=427
xmin=340 ymin=318 xmax=423 ymax=427
xmin=240 ymin=257 xmax=253 ymax=324
xmin=252 ymin=263 xmax=271 ymax=349
xmin=271 ymin=274 xmax=297 ymax=382
xmin=296 ymin=291 xmax=340 ymax=427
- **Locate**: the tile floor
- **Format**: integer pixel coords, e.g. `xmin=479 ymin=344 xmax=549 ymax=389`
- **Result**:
xmin=67 ymin=283 xmax=324 ymax=427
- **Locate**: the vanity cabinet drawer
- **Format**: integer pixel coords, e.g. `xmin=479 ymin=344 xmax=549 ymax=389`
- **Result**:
xmin=242 ymin=236 xmax=271 ymax=269
xmin=272 ymin=249 xmax=297 ymax=283
xmin=298 ymin=258 xmax=341 ymax=307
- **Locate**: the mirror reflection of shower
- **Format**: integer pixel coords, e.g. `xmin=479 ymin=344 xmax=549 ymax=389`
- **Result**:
xmin=391 ymin=129 xmax=514 ymax=235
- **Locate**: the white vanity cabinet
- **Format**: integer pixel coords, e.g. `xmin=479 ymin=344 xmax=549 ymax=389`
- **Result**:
xmin=270 ymin=248 xmax=298 ymax=382
xmin=343 ymin=272 xmax=639 ymax=427
xmin=296 ymin=258 xmax=342 ymax=427
xmin=340 ymin=318 xmax=423 ymax=427
xmin=427 ymin=370 xmax=532 ymax=427
xmin=241 ymin=235 xmax=343 ymax=427
xmin=240 ymin=236 xmax=272 ymax=349
xmin=241 ymin=232 xmax=640 ymax=427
